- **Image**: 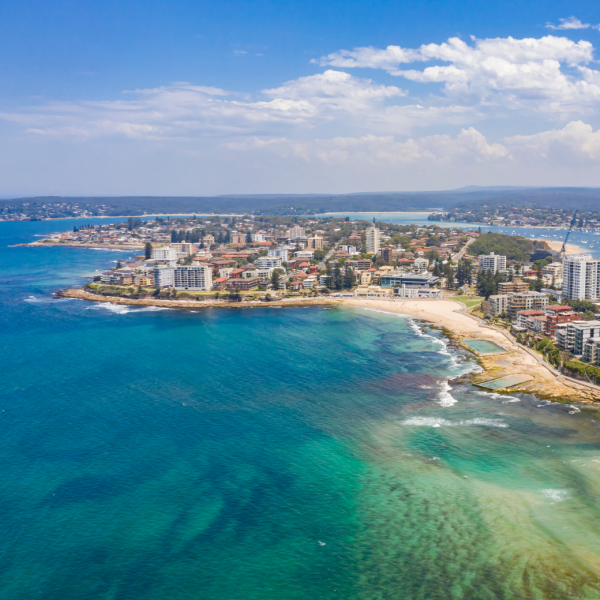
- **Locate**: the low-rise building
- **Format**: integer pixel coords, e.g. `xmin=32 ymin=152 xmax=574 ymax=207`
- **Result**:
xmin=583 ymin=337 xmax=600 ymax=365
xmin=413 ymin=257 xmax=429 ymax=271
xmin=516 ymin=310 xmax=545 ymax=329
xmin=380 ymin=273 xmax=439 ymax=288
xmin=226 ymin=277 xmax=261 ymax=290
xmin=497 ymin=279 xmax=529 ymax=294
xmin=392 ymin=285 xmax=442 ymax=299
xmin=544 ymin=305 xmax=578 ymax=336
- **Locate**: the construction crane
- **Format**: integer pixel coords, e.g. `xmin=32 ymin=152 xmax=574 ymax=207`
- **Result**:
xmin=560 ymin=210 xmax=578 ymax=259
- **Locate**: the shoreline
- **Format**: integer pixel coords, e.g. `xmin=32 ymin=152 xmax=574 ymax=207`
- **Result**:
xmin=60 ymin=288 xmax=600 ymax=403
xmin=14 ymin=241 xmax=144 ymax=250
xmin=543 ymin=239 xmax=587 ymax=255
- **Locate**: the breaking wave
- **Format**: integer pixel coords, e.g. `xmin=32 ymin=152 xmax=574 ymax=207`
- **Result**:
xmin=87 ymin=303 xmax=171 ymax=314
xmin=402 ymin=416 xmax=509 ymax=428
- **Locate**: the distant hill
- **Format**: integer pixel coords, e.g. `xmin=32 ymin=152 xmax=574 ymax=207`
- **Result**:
xmin=3 ymin=186 xmax=600 ymax=216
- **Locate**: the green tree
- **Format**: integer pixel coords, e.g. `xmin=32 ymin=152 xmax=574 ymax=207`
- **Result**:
xmin=145 ymin=242 xmax=153 ymax=260
xmin=343 ymin=265 xmax=354 ymax=289
xmin=271 ymin=270 xmax=280 ymax=290
xmin=333 ymin=266 xmax=343 ymax=290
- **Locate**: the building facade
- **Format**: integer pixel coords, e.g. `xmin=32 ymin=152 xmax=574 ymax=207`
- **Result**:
xmin=478 ymin=252 xmax=507 ymax=273
xmin=497 ymin=279 xmax=529 ymax=294
xmin=507 ymin=292 xmax=549 ymax=321
xmin=562 ymin=254 xmax=600 ymax=300
xmin=487 ymin=294 xmax=510 ymax=316
xmin=307 ymin=237 xmax=324 ymax=250
xmin=365 ymin=226 xmax=381 ymax=254
xmin=153 ymin=266 xmax=174 ymax=287
xmin=173 ymin=265 xmax=212 ymax=291
xmin=152 ymin=247 xmax=177 ymax=262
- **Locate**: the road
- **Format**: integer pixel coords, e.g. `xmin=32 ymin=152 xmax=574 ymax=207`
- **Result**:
xmin=452 ymin=237 xmax=476 ymax=262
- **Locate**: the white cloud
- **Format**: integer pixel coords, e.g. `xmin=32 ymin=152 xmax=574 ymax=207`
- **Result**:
xmin=225 ymin=127 xmax=510 ymax=165
xmin=0 ymin=72 xmax=408 ymax=140
xmin=545 ymin=17 xmax=590 ymax=30
xmin=504 ymin=120 xmax=600 ymax=163
xmin=317 ymin=35 xmax=600 ymax=115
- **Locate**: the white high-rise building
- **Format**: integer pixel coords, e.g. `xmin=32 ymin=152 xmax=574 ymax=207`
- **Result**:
xmin=257 ymin=256 xmax=282 ymax=269
xmin=563 ymin=254 xmax=600 ymax=300
xmin=152 ymin=246 xmax=177 ymax=262
xmin=268 ymin=248 xmax=289 ymax=262
xmin=287 ymin=226 xmax=306 ymax=239
xmin=366 ymin=226 xmax=381 ymax=254
xmin=174 ymin=265 xmax=212 ymax=291
xmin=478 ymin=252 xmax=507 ymax=273
xmin=153 ymin=266 xmax=174 ymax=287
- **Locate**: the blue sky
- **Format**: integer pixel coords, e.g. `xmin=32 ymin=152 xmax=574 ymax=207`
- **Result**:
xmin=1 ymin=0 xmax=600 ymax=196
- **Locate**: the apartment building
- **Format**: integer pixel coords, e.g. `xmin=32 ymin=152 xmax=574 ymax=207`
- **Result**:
xmin=231 ymin=233 xmax=246 ymax=245
xmin=171 ymin=242 xmax=196 ymax=255
xmin=287 ymin=226 xmax=306 ymax=239
xmin=307 ymin=236 xmax=324 ymax=250
xmin=152 ymin=247 xmax=177 ymax=262
xmin=487 ymin=294 xmax=510 ymax=316
xmin=153 ymin=266 xmax=174 ymax=287
xmin=558 ymin=320 xmax=600 ymax=355
xmin=268 ymin=248 xmax=289 ymax=262
xmin=562 ymin=254 xmax=600 ymax=300
xmin=542 ymin=262 xmax=562 ymax=281
xmin=365 ymin=226 xmax=381 ymax=254
xmin=497 ymin=279 xmax=529 ymax=294
xmin=172 ymin=265 xmax=212 ymax=291
xmin=582 ymin=337 xmax=600 ymax=366
xmin=478 ymin=252 xmax=507 ymax=273
xmin=257 ymin=256 xmax=282 ymax=269
xmin=226 ymin=277 xmax=261 ymax=290
xmin=507 ymin=292 xmax=549 ymax=321
xmin=413 ymin=257 xmax=429 ymax=271
xmin=544 ymin=305 xmax=578 ymax=336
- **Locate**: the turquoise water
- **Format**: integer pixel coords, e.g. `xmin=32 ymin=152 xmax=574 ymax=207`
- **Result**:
xmin=3 ymin=220 xmax=600 ymax=599
xmin=464 ymin=340 xmax=507 ymax=354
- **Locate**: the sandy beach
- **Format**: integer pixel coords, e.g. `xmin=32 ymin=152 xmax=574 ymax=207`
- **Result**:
xmin=544 ymin=239 xmax=586 ymax=255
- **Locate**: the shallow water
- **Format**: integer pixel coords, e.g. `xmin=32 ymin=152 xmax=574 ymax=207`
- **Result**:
xmin=2 ymin=220 xmax=600 ymax=599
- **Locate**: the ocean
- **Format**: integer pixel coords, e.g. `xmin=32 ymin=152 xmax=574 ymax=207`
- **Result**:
xmin=2 ymin=219 xmax=600 ymax=599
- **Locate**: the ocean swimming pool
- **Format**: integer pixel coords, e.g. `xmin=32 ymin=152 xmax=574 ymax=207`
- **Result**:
xmin=463 ymin=339 xmax=507 ymax=354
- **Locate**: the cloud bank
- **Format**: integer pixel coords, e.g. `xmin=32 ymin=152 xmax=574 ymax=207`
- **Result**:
xmin=1 ymin=32 xmax=600 ymax=193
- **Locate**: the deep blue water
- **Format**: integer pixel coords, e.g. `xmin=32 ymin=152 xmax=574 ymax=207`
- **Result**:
xmin=3 ymin=219 xmax=600 ymax=599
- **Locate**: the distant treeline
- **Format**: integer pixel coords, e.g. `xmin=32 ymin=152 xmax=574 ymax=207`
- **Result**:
xmin=3 ymin=187 xmax=600 ymax=216
xmin=469 ymin=233 xmax=548 ymax=262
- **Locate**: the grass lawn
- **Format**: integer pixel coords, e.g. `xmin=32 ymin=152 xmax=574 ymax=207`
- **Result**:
xmin=449 ymin=295 xmax=484 ymax=308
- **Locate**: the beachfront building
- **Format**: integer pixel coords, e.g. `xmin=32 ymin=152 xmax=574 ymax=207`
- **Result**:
xmin=559 ymin=320 xmax=600 ymax=355
xmin=152 ymin=247 xmax=177 ymax=262
xmin=487 ymin=294 xmax=510 ymax=316
xmin=366 ymin=226 xmax=381 ymax=254
xmin=174 ymin=265 xmax=212 ymax=291
xmin=562 ymin=254 xmax=600 ymax=300
xmin=507 ymin=292 xmax=549 ymax=321
xmin=544 ymin=305 xmax=578 ymax=336
xmin=392 ymin=285 xmax=442 ymax=299
xmin=153 ymin=266 xmax=174 ymax=287
xmin=478 ymin=252 xmax=506 ymax=273
xmin=582 ymin=337 xmax=600 ymax=366
xmin=225 ymin=277 xmax=261 ymax=290
xmin=380 ymin=273 xmax=439 ymax=288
